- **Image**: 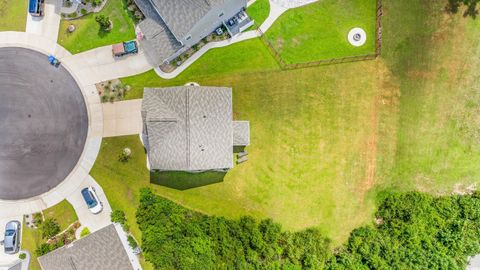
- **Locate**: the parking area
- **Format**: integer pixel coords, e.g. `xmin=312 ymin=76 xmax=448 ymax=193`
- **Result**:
xmin=66 ymin=176 xmax=112 ymax=233
xmin=0 ymin=217 xmax=23 ymax=269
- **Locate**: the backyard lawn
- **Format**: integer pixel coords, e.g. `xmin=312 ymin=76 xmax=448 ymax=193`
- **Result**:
xmin=0 ymin=0 xmax=27 ymax=31
xmin=265 ymin=0 xmax=377 ymax=64
xmin=57 ymin=0 xmax=136 ymax=53
xmin=247 ymin=0 xmax=270 ymax=28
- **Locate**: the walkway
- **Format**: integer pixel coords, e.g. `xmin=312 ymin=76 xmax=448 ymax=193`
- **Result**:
xmin=25 ymin=0 xmax=62 ymax=42
xmin=102 ymin=99 xmax=143 ymax=137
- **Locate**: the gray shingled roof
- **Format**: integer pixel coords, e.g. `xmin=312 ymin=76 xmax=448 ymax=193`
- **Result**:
xmin=138 ymin=18 xmax=182 ymax=65
xmin=233 ymin=121 xmax=250 ymax=146
xmin=148 ymin=0 xmax=226 ymax=39
xmin=142 ymin=86 xmax=234 ymax=171
xmin=38 ymin=225 xmax=133 ymax=270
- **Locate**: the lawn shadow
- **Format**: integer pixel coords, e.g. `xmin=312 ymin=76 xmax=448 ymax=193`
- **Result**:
xmin=150 ymin=171 xmax=226 ymax=190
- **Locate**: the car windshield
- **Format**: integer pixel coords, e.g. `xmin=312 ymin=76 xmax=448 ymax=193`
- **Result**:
xmin=4 ymin=230 xmax=15 ymax=236
xmin=81 ymin=189 xmax=98 ymax=208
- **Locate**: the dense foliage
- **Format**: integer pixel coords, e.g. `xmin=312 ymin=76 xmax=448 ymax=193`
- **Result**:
xmin=137 ymin=189 xmax=480 ymax=270
xmin=329 ymin=192 xmax=480 ymax=269
xmin=137 ymin=188 xmax=331 ymax=269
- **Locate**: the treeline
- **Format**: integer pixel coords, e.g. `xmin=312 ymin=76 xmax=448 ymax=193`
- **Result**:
xmin=136 ymin=188 xmax=331 ymax=269
xmin=137 ymin=189 xmax=480 ymax=269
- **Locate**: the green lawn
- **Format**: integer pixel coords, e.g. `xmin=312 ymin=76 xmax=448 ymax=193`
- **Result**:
xmin=265 ymin=0 xmax=377 ymax=64
xmin=121 ymin=38 xmax=279 ymax=99
xmin=95 ymin=0 xmax=480 ymax=258
xmin=21 ymin=201 xmax=77 ymax=270
xmin=247 ymin=0 xmax=270 ymax=28
xmin=42 ymin=200 xmax=78 ymax=231
xmin=57 ymin=0 xmax=136 ymax=53
xmin=376 ymin=1 xmax=480 ymax=192
xmin=22 ymin=224 xmax=41 ymax=270
xmin=0 ymin=0 xmax=27 ymax=31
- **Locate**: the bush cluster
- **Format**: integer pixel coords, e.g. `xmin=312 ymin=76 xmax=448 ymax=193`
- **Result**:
xmin=137 ymin=188 xmax=331 ymax=269
xmin=137 ymin=188 xmax=480 ymax=269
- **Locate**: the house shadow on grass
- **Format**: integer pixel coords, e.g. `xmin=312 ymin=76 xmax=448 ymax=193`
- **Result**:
xmin=150 ymin=171 xmax=226 ymax=190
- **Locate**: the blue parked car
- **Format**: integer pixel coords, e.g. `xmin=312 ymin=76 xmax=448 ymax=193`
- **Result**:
xmin=29 ymin=0 xmax=44 ymax=17
xmin=81 ymin=187 xmax=103 ymax=214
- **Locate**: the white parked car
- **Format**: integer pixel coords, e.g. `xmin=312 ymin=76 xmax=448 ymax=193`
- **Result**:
xmin=81 ymin=186 xmax=103 ymax=214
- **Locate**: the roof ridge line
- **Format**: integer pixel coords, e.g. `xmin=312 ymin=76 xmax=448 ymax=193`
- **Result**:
xmin=185 ymin=87 xmax=190 ymax=169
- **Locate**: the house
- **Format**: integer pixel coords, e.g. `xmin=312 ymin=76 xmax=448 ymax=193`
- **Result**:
xmin=141 ymin=86 xmax=250 ymax=172
xmin=38 ymin=225 xmax=135 ymax=270
xmin=134 ymin=0 xmax=253 ymax=65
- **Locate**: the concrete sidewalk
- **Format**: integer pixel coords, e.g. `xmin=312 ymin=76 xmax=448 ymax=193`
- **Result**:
xmin=25 ymin=0 xmax=62 ymax=41
xmin=102 ymin=99 xmax=143 ymax=137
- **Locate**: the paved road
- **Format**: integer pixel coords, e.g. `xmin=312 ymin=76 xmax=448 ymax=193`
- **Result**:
xmin=0 ymin=48 xmax=88 ymax=200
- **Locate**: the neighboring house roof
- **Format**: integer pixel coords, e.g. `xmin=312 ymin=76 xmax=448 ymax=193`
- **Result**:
xmin=138 ymin=18 xmax=182 ymax=65
xmin=233 ymin=121 xmax=250 ymax=146
xmin=148 ymin=0 xmax=225 ymax=39
xmin=142 ymin=86 xmax=234 ymax=171
xmin=38 ymin=225 xmax=133 ymax=270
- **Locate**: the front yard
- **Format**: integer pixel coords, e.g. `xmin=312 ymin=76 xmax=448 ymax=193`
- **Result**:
xmin=57 ymin=0 xmax=136 ymax=53
xmin=0 ymin=0 xmax=27 ymax=31
xmin=21 ymin=200 xmax=78 ymax=270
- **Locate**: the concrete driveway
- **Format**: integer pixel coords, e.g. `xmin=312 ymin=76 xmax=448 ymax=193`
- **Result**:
xmin=102 ymin=99 xmax=143 ymax=137
xmin=26 ymin=0 xmax=62 ymax=41
xmin=66 ymin=176 xmax=112 ymax=233
xmin=63 ymin=45 xmax=153 ymax=85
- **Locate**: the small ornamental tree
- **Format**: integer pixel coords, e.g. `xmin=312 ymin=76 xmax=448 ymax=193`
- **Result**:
xmin=41 ymin=218 xmax=60 ymax=239
xmin=95 ymin=15 xmax=111 ymax=31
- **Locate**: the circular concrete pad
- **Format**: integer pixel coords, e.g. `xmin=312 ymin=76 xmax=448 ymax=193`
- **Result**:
xmin=0 ymin=48 xmax=88 ymax=200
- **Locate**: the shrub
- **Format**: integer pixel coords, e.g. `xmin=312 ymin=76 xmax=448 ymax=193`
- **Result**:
xmin=80 ymin=227 xmax=90 ymax=238
xmin=40 ymin=218 xmax=60 ymax=239
xmin=35 ymin=243 xmax=53 ymax=256
xmin=95 ymin=15 xmax=111 ymax=31
xmin=80 ymin=8 xmax=87 ymax=15
xmin=18 ymin=253 xmax=26 ymax=260
xmin=136 ymin=188 xmax=331 ymax=269
xmin=127 ymin=235 xmax=138 ymax=249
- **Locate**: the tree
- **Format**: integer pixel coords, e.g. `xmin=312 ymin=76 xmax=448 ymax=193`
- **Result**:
xmin=95 ymin=15 xmax=111 ymax=31
xmin=40 ymin=218 xmax=60 ymax=239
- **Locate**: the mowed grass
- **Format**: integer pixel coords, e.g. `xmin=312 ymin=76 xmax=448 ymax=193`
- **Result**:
xmin=0 ymin=0 xmax=27 ymax=31
xmin=94 ymin=57 xmax=395 ymax=245
xmin=22 ymin=201 xmax=77 ymax=270
xmin=265 ymin=0 xmax=377 ymax=64
xmin=42 ymin=200 xmax=78 ymax=230
xmin=22 ymin=224 xmax=42 ymax=270
xmin=122 ymin=38 xmax=279 ymax=99
xmin=94 ymin=0 xmax=480 ymax=255
xmin=57 ymin=0 xmax=135 ymax=53
xmin=376 ymin=1 xmax=480 ymax=192
xmin=247 ymin=0 xmax=270 ymax=28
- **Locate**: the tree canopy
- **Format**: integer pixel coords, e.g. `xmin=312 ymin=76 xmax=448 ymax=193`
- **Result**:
xmin=136 ymin=188 xmax=331 ymax=269
xmin=137 ymin=189 xmax=480 ymax=269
